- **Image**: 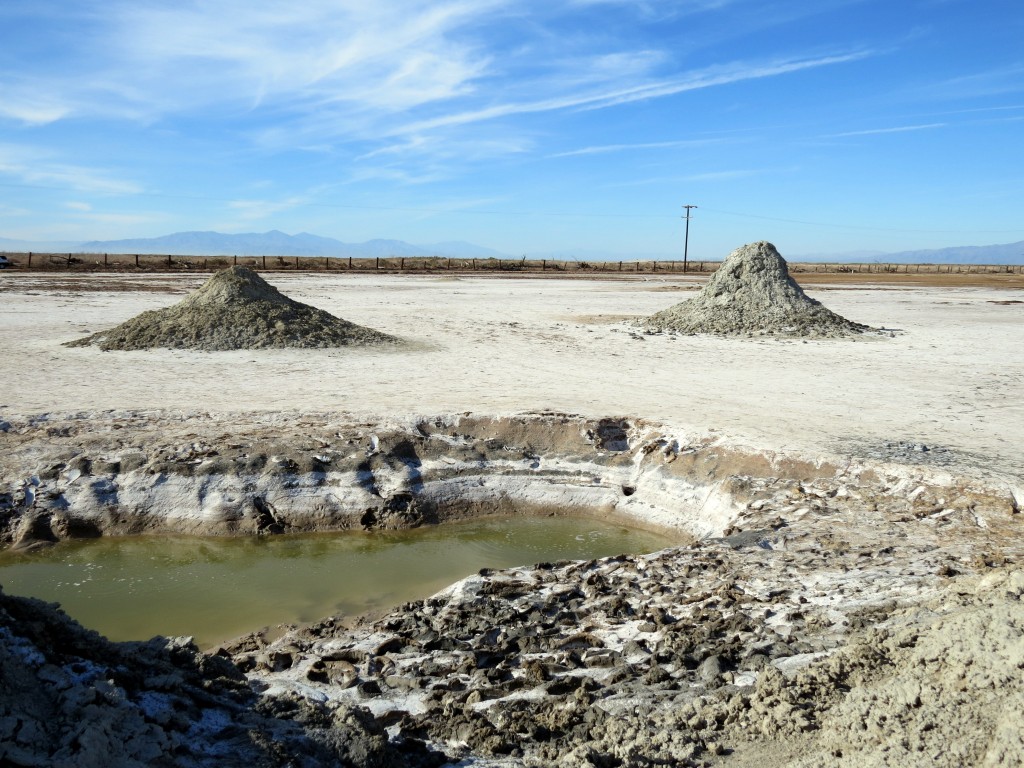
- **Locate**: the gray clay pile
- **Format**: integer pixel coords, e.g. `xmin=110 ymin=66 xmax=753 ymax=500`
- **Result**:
xmin=644 ymin=241 xmax=868 ymax=337
xmin=66 ymin=266 xmax=398 ymax=350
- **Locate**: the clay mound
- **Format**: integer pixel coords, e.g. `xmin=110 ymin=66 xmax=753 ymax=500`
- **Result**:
xmin=66 ymin=266 xmax=399 ymax=350
xmin=643 ymin=241 xmax=868 ymax=337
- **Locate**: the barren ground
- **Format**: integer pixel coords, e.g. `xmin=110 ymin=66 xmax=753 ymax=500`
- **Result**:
xmin=2 ymin=271 xmax=1022 ymax=478
xmin=1 ymin=271 xmax=1023 ymax=767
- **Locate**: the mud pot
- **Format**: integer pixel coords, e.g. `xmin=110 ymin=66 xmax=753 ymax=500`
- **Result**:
xmin=0 ymin=517 xmax=678 ymax=646
xmin=2 ymin=410 xmax=1023 ymax=767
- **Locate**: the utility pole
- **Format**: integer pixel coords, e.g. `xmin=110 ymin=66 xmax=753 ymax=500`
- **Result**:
xmin=682 ymin=205 xmax=697 ymax=273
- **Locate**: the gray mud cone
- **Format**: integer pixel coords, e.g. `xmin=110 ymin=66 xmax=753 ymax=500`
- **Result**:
xmin=643 ymin=241 xmax=868 ymax=337
xmin=66 ymin=266 xmax=399 ymax=350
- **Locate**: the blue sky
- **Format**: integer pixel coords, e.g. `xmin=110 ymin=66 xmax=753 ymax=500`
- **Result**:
xmin=1 ymin=0 xmax=1022 ymax=258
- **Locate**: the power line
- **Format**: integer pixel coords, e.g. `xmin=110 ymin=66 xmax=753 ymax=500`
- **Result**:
xmin=682 ymin=204 xmax=697 ymax=273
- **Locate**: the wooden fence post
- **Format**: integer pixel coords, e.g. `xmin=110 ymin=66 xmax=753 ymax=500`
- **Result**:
xmin=135 ymin=254 xmax=139 ymax=267
xmin=262 ymin=255 xmax=266 ymax=269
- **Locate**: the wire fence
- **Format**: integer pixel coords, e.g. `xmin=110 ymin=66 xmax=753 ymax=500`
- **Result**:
xmin=1 ymin=251 xmax=1022 ymax=275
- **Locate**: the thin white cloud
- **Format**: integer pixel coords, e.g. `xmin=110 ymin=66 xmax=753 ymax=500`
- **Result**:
xmin=0 ymin=90 xmax=72 ymax=125
xmin=0 ymin=203 xmax=31 ymax=218
xmin=227 ymin=196 xmax=310 ymax=221
xmin=566 ymin=0 xmax=735 ymax=17
xmin=832 ymin=122 xmax=946 ymax=137
xmin=108 ymin=0 xmax=502 ymax=115
xmin=0 ymin=1 xmax=505 ymax=127
xmin=551 ymin=138 xmax=725 ymax=157
xmin=2 ymin=1 xmax=873 ymax=150
xmin=0 ymin=144 xmax=142 ymax=195
xmin=921 ymin=64 xmax=1024 ymax=100
xmin=68 ymin=212 xmax=162 ymax=227
xmin=391 ymin=50 xmax=873 ymax=135
xmin=605 ymin=168 xmax=767 ymax=188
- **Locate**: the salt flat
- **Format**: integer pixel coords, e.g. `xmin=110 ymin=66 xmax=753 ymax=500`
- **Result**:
xmin=2 ymin=271 xmax=1022 ymax=480
xmin=2 ymin=270 xmax=1024 ymax=767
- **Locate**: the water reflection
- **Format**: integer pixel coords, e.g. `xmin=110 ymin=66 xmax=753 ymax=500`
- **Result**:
xmin=0 ymin=516 xmax=677 ymax=647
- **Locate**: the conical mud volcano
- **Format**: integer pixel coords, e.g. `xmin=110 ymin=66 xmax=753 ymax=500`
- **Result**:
xmin=66 ymin=266 xmax=399 ymax=350
xmin=643 ymin=241 xmax=868 ymax=337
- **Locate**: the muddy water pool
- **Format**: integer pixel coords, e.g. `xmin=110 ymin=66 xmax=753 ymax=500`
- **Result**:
xmin=0 ymin=516 xmax=679 ymax=647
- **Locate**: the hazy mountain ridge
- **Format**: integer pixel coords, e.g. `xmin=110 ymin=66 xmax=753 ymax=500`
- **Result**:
xmin=69 ymin=230 xmax=510 ymax=259
xmin=795 ymin=242 xmax=1024 ymax=264
xmin=1 ymin=231 xmax=1022 ymax=263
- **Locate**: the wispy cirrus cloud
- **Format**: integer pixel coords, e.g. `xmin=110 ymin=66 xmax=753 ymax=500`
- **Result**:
xmin=99 ymin=1 xmax=502 ymax=117
xmin=831 ymin=122 xmax=946 ymax=137
xmin=604 ymin=168 xmax=770 ymax=188
xmin=390 ymin=49 xmax=873 ymax=135
xmin=918 ymin=64 xmax=1024 ymax=100
xmin=550 ymin=138 xmax=727 ymax=157
xmin=0 ymin=1 xmax=506 ymax=127
xmin=0 ymin=85 xmax=73 ymax=125
xmin=227 ymin=196 xmax=311 ymax=221
xmin=1 ymin=1 xmax=872 ymax=143
xmin=0 ymin=144 xmax=142 ymax=195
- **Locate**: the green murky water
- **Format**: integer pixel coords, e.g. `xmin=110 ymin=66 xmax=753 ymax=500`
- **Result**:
xmin=0 ymin=516 xmax=677 ymax=647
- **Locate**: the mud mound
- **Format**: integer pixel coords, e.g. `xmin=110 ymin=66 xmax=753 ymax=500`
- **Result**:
xmin=66 ymin=266 xmax=399 ymax=350
xmin=643 ymin=241 xmax=868 ymax=337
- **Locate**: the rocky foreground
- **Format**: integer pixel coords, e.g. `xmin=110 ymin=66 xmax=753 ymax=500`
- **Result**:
xmin=1 ymin=412 xmax=1022 ymax=766
xmin=230 ymin=471 xmax=1023 ymax=767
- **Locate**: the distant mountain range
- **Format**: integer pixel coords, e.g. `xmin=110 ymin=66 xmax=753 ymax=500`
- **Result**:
xmin=0 ymin=231 xmax=508 ymax=260
xmin=74 ymin=230 xmax=510 ymax=260
xmin=1 ymin=231 xmax=1022 ymax=264
xmin=795 ymin=241 xmax=1024 ymax=265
